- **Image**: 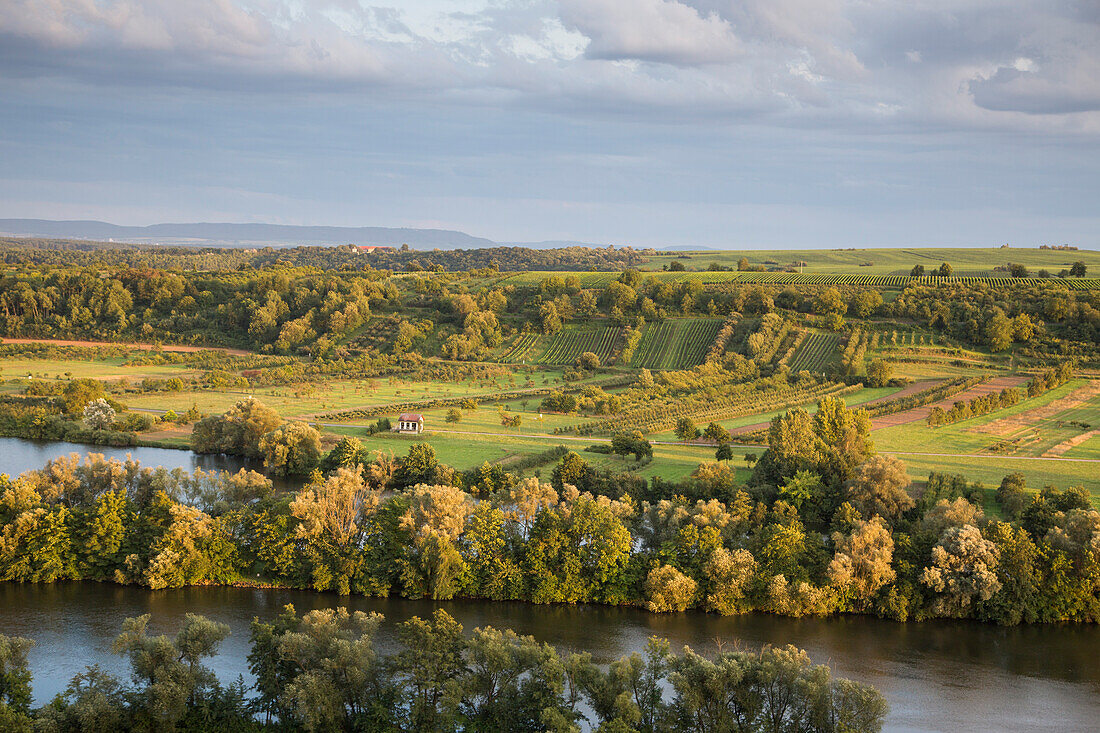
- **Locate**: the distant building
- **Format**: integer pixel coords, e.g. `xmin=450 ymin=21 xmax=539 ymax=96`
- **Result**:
xmin=395 ymin=412 xmax=424 ymax=434
xmin=355 ymin=245 xmax=395 ymax=253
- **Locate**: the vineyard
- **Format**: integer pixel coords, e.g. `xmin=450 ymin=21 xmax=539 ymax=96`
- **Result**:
xmin=499 ymin=270 xmax=1100 ymax=289
xmin=533 ymin=327 xmax=621 ymax=365
xmin=497 ymin=334 xmax=541 ymax=364
xmin=629 ymin=319 xmax=723 ymax=369
xmin=787 ymin=331 xmax=840 ymax=372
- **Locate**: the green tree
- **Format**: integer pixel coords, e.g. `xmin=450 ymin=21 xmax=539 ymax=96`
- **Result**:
xmin=259 ymin=421 xmax=322 ymax=476
xmin=446 ymin=407 xmax=462 ymax=424
xmin=396 ymin=443 xmax=439 ymax=487
xmin=1070 ymin=261 xmax=1087 ymax=277
xmin=675 ymin=417 xmax=700 ymax=442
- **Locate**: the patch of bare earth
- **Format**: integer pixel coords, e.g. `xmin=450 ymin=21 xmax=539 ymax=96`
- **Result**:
xmin=0 ymin=337 xmax=250 ymax=356
xmin=870 ymin=375 xmax=1028 ymax=429
xmin=726 ymin=380 xmax=946 ymax=436
xmin=140 ymin=425 xmax=193 ymax=442
xmin=1042 ymin=430 xmax=1099 ymax=458
xmin=972 ymin=380 xmax=1100 ymax=437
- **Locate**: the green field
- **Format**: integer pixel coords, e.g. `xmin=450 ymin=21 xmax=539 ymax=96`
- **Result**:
xmin=649 ymin=247 xmax=1100 ymax=276
xmin=0 ymin=357 xmax=196 ymax=383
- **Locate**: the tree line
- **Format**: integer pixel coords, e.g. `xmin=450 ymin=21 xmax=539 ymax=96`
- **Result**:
xmin=1 ymin=396 xmax=1097 ymax=625
xmin=0 ymin=608 xmax=886 ymax=732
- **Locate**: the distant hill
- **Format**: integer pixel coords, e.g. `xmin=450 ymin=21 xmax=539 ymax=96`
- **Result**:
xmin=0 ymin=219 xmax=498 ymax=250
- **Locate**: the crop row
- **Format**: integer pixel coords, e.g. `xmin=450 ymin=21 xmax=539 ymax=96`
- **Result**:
xmin=313 ymin=375 xmax=636 ymax=421
xmin=628 ymin=321 xmax=674 ymax=368
xmin=501 ymin=270 xmax=1100 ymax=289
xmin=787 ymin=331 xmax=839 ymax=373
xmin=566 ymin=380 xmax=860 ymax=435
xmin=535 ymin=327 xmax=621 ymax=365
xmin=497 ymin=334 xmax=540 ymax=364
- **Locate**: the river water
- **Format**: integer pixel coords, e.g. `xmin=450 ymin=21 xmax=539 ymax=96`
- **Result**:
xmin=0 ymin=437 xmax=297 ymax=491
xmin=2 ymin=440 xmax=1100 ymax=731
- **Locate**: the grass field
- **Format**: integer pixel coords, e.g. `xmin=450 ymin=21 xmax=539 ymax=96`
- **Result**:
xmin=0 ymin=357 xmax=197 ymax=383
xmin=119 ymin=368 xmax=598 ymax=418
xmin=874 ymin=380 xmax=1098 ymax=457
xmin=649 ymin=247 xmax=1100 ymax=276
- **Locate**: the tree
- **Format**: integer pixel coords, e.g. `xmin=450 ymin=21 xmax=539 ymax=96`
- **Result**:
xmin=828 ymin=517 xmax=895 ymax=611
xmin=273 ymin=606 xmax=392 ymax=731
xmin=291 ymin=466 xmax=382 ymax=594
xmin=1070 ymin=261 xmax=1087 ymax=277
xmin=324 ymin=436 xmax=367 ymax=470
xmin=738 ymin=257 xmax=751 ymax=271
xmin=715 ymin=443 xmax=734 ymax=462
xmin=845 ymin=456 xmax=913 ymax=521
xmin=191 ymin=397 xmax=281 ymax=458
xmin=445 ymin=408 xmax=462 ymax=424
xmin=645 ymin=564 xmax=697 ymax=612
xmin=675 ymin=417 xmax=700 ymax=442
xmin=984 ymin=308 xmax=1014 ymax=352
xmin=703 ymin=421 xmax=732 ymax=444
xmin=259 ymin=421 xmax=322 ymax=476
xmin=0 ymin=634 xmax=35 ymax=717
xmin=865 ymin=359 xmax=892 ymax=387
xmin=910 ymin=264 xmax=925 ymax=276
xmin=938 ymin=262 xmax=953 ymax=277
xmin=396 ymin=443 xmax=439 ymax=487
xmin=82 ymin=398 xmax=116 ymax=430
xmin=1008 ymin=262 xmax=1029 ymax=278
xmin=703 ymin=548 xmax=756 ymax=615
xmin=578 ymin=351 xmax=601 ymax=370
xmin=813 ymin=287 xmax=845 ymax=316
xmin=63 ymin=378 xmax=106 ymax=416
xmin=920 ymin=524 xmax=1001 ymax=616
xmin=111 ymin=613 xmax=230 ymax=728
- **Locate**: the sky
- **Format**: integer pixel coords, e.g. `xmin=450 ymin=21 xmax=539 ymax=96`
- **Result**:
xmin=0 ymin=0 xmax=1098 ymax=248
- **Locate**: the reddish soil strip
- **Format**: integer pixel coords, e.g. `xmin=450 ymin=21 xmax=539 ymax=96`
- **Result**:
xmin=975 ymin=380 xmax=1100 ymax=437
xmin=870 ymin=375 xmax=1028 ymax=429
xmin=725 ymin=380 xmax=946 ymax=436
xmin=1043 ymin=429 xmax=1099 ymax=458
xmin=0 ymin=337 xmax=251 ymax=356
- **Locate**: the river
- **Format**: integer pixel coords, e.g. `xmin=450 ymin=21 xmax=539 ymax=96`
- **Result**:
xmin=0 ymin=436 xmax=299 ymax=491
xmin=2 ymin=441 xmax=1100 ymax=731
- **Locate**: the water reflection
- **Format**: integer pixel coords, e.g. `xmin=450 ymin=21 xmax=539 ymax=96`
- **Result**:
xmin=0 ymin=437 xmax=299 ymax=491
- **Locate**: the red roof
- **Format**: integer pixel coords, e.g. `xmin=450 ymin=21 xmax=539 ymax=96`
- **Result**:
xmin=398 ymin=413 xmax=424 ymax=421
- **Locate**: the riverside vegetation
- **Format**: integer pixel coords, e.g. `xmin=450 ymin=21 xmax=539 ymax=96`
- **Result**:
xmin=0 ymin=607 xmax=886 ymax=732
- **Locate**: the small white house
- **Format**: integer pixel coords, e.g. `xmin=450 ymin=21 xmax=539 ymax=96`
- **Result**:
xmin=396 ymin=412 xmax=425 ymax=434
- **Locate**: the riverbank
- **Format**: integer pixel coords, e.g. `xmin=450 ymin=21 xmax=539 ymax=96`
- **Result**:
xmin=4 ymin=580 xmax=1099 ymax=732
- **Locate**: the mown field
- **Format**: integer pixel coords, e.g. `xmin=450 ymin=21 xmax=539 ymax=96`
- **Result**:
xmin=874 ymin=380 xmax=1100 ymax=457
xmin=646 ymin=247 xmax=1100 ymax=276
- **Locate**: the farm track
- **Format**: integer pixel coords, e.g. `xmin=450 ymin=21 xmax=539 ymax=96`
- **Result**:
xmin=871 ymin=375 xmax=1028 ymax=428
xmin=0 ymin=337 xmax=251 ymax=356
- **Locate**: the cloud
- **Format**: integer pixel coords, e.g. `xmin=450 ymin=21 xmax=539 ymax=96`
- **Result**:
xmin=558 ymin=0 xmax=742 ymax=66
xmin=0 ymin=0 xmax=1097 ymax=132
